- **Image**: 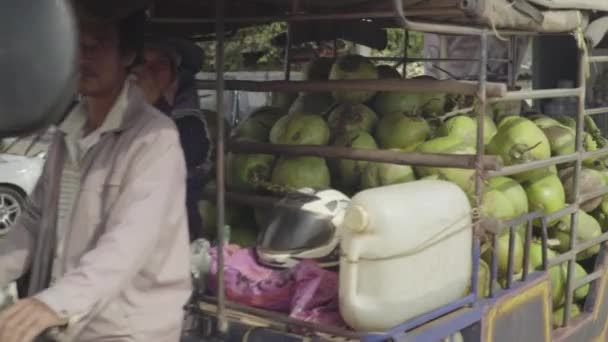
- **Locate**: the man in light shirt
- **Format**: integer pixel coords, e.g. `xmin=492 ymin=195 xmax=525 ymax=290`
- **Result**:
xmin=0 ymin=6 xmax=191 ymax=342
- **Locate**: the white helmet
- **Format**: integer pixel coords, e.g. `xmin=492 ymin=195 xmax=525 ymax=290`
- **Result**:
xmin=256 ymin=188 xmax=350 ymax=268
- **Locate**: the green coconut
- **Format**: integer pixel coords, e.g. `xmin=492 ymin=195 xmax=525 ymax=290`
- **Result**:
xmin=487 ymin=117 xmax=552 ymax=181
xmin=226 ymin=153 xmax=275 ymax=192
xmin=288 ymin=92 xmax=336 ymax=116
xmin=482 ymin=231 xmax=524 ymax=280
xmin=523 ymin=172 xmax=566 ymax=226
xmin=376 ymin=113 xmax=431 ymax=149
xmin=487 ymin=177 xmax=529 ymax=218
xmin=271 ymin=156 xmax=331 ymax=190
xmin=553 ymin=305 xmax=581 ymax=328
xmin=372 ymin=92 xmax=445 ymax=118
xmin=532 ymin=115 xmax=563 ymax=129
xmin=271 ymin=114 xmax=330 ymax=146
xmin=489 ymin=101 xmax=522 ymax=123
xmin=552 ymin=210 xmax=602 ymax=261
xmin=330 ymin=132 xmax=378 ymax=192
xmin=372 ymin=92 xmax=423 ymax=117
xmin=559 ymin=262 xmax=590 ymax=301
xmin=376 ymin=64 xmax=402 ymax=79
xmin=234 ymin=106 xmax=285 ymax=142
xmin=360 ymin=157 xmax=415 ymax=190
xmin=527 ymin=241 xmax=566 ymax=307
xmin=532 ymin=116 xmax=576 ymax=156
xmin=327 ymin=103 xmax=378 ymax=136
xmin=481 ymin=187 xmax=517 ymax=221
xmin=478 ymin=259 xmax=491 ymax=298
xmin=330 ymin=54 xmax=379 ymax=104
xmin=559 ymin=167 xmax=606 ymax=212
xmin=415 ymin=135 xmax=476 ymax=194
xmin=438 ymin=115 xmax=477 ymax=147
xmin=497 ymin=115 xmax=522 ymax=130
xmin=482 ymin=115 xmax=499 ymax=146
xmin=270 ymin=92 xmax=298 ymax=110
xmin=557 ymin=116 xmax=577 ymax=131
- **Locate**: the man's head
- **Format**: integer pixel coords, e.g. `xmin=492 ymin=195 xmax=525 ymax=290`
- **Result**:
xmin=133 ymin=45 xmax=180 ymax=105
xmin=77 ymin=11 xmax=145 ymax=97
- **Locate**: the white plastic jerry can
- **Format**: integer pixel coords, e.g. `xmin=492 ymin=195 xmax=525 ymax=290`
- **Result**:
xmin=339 ymin=180 xmax=473 ymax=332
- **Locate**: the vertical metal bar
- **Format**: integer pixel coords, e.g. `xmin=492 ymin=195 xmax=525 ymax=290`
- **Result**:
xmin=490 ymin=233 xmax=499 ymax=298
xmin=563 ymin=49 xmax=587 ymax=326
xmin=506 ymin=226 xmax=516 ymax=289
xmin=284 ymin=23 xmax=292 ymax=81
xmin=507 ymin=36 xmax=516 ymax=89
xmin=474 ymin=30 xmax=488 ymax=296
xmin=472 ymin=230 xmax=480 ymax=298
xmin=522 ymin=219 xmax=533 ymax=281
xmin=333 ymin=38 xmax=338 ymax=57
xmin=541 ymin=217 xmax=549 ymax=270
xmin=214 ymin=0 xmax=228 ymax=334
xmin=403 ymin=29 xmax=409 ymax=78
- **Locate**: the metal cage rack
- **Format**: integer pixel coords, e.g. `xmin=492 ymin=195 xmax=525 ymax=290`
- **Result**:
xmin=169 ymin=0 xmax=608 ymax=341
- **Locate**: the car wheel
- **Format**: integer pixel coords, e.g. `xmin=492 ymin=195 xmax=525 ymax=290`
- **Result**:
xmin=0 ymin=186 xmax=25 ymax=235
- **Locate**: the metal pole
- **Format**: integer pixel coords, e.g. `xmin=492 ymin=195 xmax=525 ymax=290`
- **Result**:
xmin=284 ymin=23 xmax=292 ymax=81
xmin=563 ymin=48 xmax=587 ymax=327
xmin=214 ymin=0 xmax=228 ymax=335
xmin=196 ymin=78 xmax=508 ymax=97
xmin=473 ymin=29 xmax=488 ymax=299
xmin=403 ymin=29 xmax=409 ymax=78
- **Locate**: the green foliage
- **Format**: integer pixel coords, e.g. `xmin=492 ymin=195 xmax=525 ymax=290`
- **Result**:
xmin=201 ymin=25 xmax=424 ymax=73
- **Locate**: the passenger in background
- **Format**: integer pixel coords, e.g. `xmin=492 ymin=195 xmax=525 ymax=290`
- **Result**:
xmin=135 ymin=36 xmax=212 ymax=241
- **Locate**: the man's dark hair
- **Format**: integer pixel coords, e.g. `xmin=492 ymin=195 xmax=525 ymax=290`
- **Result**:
xmin=118 ymin=10 xmax=146 ymax=68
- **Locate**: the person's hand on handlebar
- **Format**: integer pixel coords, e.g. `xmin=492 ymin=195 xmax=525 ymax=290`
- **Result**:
xmin=0 ymin=298 xmax=65 ymax=342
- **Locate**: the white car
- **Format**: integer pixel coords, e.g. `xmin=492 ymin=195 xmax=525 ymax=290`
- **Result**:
xmin=0 ymin=132 xmax=50 ymax=234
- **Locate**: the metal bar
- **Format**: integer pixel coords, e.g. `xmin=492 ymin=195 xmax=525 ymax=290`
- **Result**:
xmin=474 ymin=30 xmax=488 ymax=297
xmin=541 ymin=217 xmax=549 ymax=270
xmin=486 ymin=154 xmax=578 ymax=178
xmin=545 ymin=203 xmax=578 ymax=223
xmin=390 ymin=0 xmax=548 ymax=36
xmin=384 ymin=294 xmax=477 ymax=336
xmin=198 ymin=297 xmax=367 ymax=339
xmin=588 ymin=56 xmax=608 ymax=63
xmin=490 ymin=87 xmax=581 ymax=102
xmin=547 ymin=233 xmax=608 ymax=268
xmin=572 ymin=269 xmax=603 ymax=291
xmin=149 ymin=8 xmax=466 ymax=25
xmin=582 ymin=147 xmax=608 ymax=160
xmin=283 ymin=23 xmax=292 ymax=81
xmin=490 ymin=232 xmax=499 ymax=297
xmin=506 ymin=226 xmax=516 ymax=289
xmin=196 ymin=78 xmax=508 ymax=97
xmin=507 ymin=35 xmax=516 ymax=89
xmin=586 ymin=107 xmax=608 ymax=116
xmin=402 ymin=29 xmax=408 ymax=78
xmin=214 ymin=0 xmax=228 ymax=334
xmin=522 ymin=219 xmax=534 ymax=281
xmin=366 ymin=56 xmax=511 ymax=62
xmin=563 ymin=49 xmax=588 ymax=326
xmin=229 ymin=141 xmax=502 ymax=169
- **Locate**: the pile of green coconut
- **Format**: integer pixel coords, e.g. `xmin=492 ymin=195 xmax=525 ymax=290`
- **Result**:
xmin=200 ymin=55 xmax=608 ymax=324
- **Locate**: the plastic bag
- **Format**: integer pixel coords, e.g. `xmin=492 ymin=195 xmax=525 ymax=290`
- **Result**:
xmin=207 ymin=246 xmax=346 ymax=328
